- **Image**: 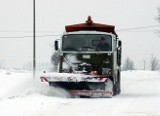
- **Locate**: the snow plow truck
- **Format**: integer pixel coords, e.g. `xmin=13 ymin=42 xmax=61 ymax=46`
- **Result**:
xmin=40 ymin=16 xmax=122 ymax=98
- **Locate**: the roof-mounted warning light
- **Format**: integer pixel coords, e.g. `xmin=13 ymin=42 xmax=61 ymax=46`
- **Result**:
xmin=86 ymin=16 xmax=93 ymax=25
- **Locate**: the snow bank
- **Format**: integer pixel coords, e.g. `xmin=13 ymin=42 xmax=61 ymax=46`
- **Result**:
xmin=0 ymin=70 xmax=160 ymax=116
xmin=122 ymin=70 xmax=160 ymax=96
xmin=0 ymin=70 xmax=70 ymax=99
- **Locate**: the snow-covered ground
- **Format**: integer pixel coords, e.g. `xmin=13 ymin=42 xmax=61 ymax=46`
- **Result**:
xmin=0 ymin=69 xmax=160 ymax=116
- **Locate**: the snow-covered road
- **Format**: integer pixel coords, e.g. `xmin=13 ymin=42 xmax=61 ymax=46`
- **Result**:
xmin=0 ymin=69 xmax=160 ymax=116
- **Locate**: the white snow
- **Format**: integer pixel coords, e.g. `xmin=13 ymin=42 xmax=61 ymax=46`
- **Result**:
xmin=0 ymin=69 xmax=160 ymax=116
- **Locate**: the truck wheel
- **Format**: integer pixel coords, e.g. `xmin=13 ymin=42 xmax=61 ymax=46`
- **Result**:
xmin=112 ymin=84 xmax=117 ymax=96
xmin=117 ymin=72 xmax=121 ymax=95
xmin=113 ymin=78 xmax=121 ymax=95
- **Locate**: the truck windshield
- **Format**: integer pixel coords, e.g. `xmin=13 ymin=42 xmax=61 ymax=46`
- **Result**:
xmin=62 ymin=34 xmax=112 ymax=52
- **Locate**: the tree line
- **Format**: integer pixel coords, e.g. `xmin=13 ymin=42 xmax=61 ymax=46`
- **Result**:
xmin=122 ymin=7 xmax=160 ymax=71
xmin=122 ymin=55 xmax=160 ymax=71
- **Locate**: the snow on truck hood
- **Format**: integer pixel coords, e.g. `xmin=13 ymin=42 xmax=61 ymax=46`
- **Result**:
xmin=63 ymin=31 xmax=114 ymax=36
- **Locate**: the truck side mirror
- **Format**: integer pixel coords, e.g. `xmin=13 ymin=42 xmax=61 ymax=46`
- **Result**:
xmin=55 ymin=40 xmax=59 ymax=51
xmin=118 ymin=40 xmax=122 ymax=47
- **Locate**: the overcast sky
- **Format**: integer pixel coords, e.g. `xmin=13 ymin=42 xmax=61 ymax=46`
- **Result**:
xmin=0 ymin=0 xmax=160 ymax=70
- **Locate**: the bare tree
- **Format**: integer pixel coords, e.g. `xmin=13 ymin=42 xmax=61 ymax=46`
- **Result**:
xmin=23 ymin=62 xmax=32 ymax=70
xmin=123 ymin=57 xmax=135 ymax=71
xmin=157 ymin=8 xmax=160 ymax=24
xmin=0 ymin=60 xmax=5 ymax=69
xmin=51 ymin=52 xmax=60 ymax=71
xmin=156 ymin=8 xmax=160 ymax=36
xmin=143 ymin=58 xmax=146 ymax=70
xmin=150 ymin=55 xmax=159 ymax=71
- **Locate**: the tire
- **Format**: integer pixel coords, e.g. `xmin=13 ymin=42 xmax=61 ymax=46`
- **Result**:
xmin=112 ymin=84 xmax=117 ymax=96
xmin=117 ymin=72 xmax=121 ymax=95
xmin=113 ymin=74 xmax=121 ymax=96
